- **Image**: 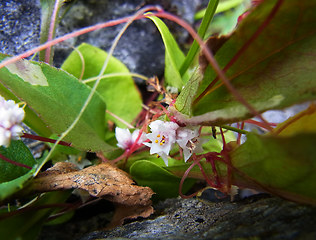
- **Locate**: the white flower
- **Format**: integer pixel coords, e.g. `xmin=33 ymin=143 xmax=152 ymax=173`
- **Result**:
xmin=115 ymin=127 xmax=146 ymax=150
xmin=0 ymin=96 xmax=25 ymax=147
xmin=144 ymin=120 xmax=179 ymax=166
xmin=176 ymin=127 xmax=205 ymax=162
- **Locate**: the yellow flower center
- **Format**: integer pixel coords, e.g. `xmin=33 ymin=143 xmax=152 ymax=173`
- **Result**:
xmin=155 ymin=134 xmax=166 ymax=146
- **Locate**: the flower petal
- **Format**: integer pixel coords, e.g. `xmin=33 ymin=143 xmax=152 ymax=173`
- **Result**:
xmin=115 ymin=127 xmax=132 ymax=149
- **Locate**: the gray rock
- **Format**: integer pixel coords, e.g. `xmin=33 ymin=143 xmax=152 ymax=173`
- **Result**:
xmin=77 ymin=196 xmax=316 ymax=240
xmin=0 ymin=0 xmax=41 ymax=56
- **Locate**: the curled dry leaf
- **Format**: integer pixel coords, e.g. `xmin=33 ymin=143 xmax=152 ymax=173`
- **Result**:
xmin=30 ymin=162 xmax=154 ymax=206
xmin=106 ymin=203 xmax=154 ymax=230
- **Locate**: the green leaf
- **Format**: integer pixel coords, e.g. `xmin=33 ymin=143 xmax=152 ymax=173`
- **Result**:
xmin=180 ymin=0 xmax=316 ymax=126
xmin=0 ymin=152 xmax=48 ymax=203
xmin=175 ymin=67 xmax=204 ymax=116
xmin=0 ymin=62 xmax=52 ymax=136
xmin=61 ymin=43 xmax=142 ymax=127
xmin=0 ymin=170 xmax=35 ymax=203
xmin=203 ymin=0 xmax=250 ymax=35
xmin=130 ymin=160 xmax=195 ymax=200
xmin=146 ymin=15 xmax=189 ymax=89
xmin=194 ymin=0 xmax=246 ymax=20
xmin=179 ymin=0 xmax=219 ymax=76
xmin=0 ymin=191 xmax=70 ymax=240
xmin=0 ymin=140 xmax=36 ymax=183
xmin=0 ymin=54 xmax=113 ymax=152
xmin=230 ymin=133 xmax=316 ymax=204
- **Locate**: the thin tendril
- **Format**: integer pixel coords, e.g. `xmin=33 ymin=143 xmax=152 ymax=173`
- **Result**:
xmin=45 ymin=0 xmax=62 ymax=63
xmin=83 ymin=72 xmax=148 ymax=83
xmin=179 ymin=158 xmax=199 ymax=198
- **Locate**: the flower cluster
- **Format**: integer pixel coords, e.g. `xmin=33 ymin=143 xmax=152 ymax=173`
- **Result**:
xmin=115 ymin=120 xmax=206 ymax=166
xmin=0 ymin=96 xmax=25 ymax=147
xmin=144 ymin=120 xmax=205 ymax=165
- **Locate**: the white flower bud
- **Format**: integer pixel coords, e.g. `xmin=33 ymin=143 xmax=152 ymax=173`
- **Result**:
xmin=176 ymin=127 xmax=205 ymax=162
xmin=115 ymin=127 xmax=146 ymax=150
xmin=0 ymin=96 xmax=25 ymax=147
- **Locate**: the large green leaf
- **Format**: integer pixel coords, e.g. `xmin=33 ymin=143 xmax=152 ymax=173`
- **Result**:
xmin=230 ymin=133 xmax=316 ymax=204
xmin=0 ymin=54 xmax=113 ymax=151
xmin=147 ymin=16 xmax=189 ymax=90
xmin=61 ymin=43 xmax=142 ymax=127
xmin=0 ymin=140 xmax=36 ymax=183
xmin=175 ymin=0 xmax=316 ymax=126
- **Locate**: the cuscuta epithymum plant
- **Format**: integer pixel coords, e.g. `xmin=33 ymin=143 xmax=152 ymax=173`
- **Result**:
xmin=0 ymin=0 xmax=309 ymax=196
xmin=0 ymin=0 xmax=316 ymax=236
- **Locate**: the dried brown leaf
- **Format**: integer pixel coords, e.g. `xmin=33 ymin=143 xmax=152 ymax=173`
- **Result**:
xmin=106 ymin=203 xmax=154 ymax=229
xmin=31 ymin=162 xmax=154 ymax=206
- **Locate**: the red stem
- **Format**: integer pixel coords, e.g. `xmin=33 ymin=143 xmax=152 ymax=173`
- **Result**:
xmin=197 ymin=161 xmax=217 ymax=188
xmin=45 ymin=0 xmax=61 ymax=63
xmin=220 ymin=127 xmax=233 ymax=192
xmin=237 ymin=121 xmax=245 ymax=145
xmin=22 ymin=133 xmax=72 ymax=147
xmin=179 ymin=158 xmax=200 ymax=199
xmin=244 ymin=119 xmax=276 ymax=130
xmin=0 ymin=153 xmax=32 ymax=169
